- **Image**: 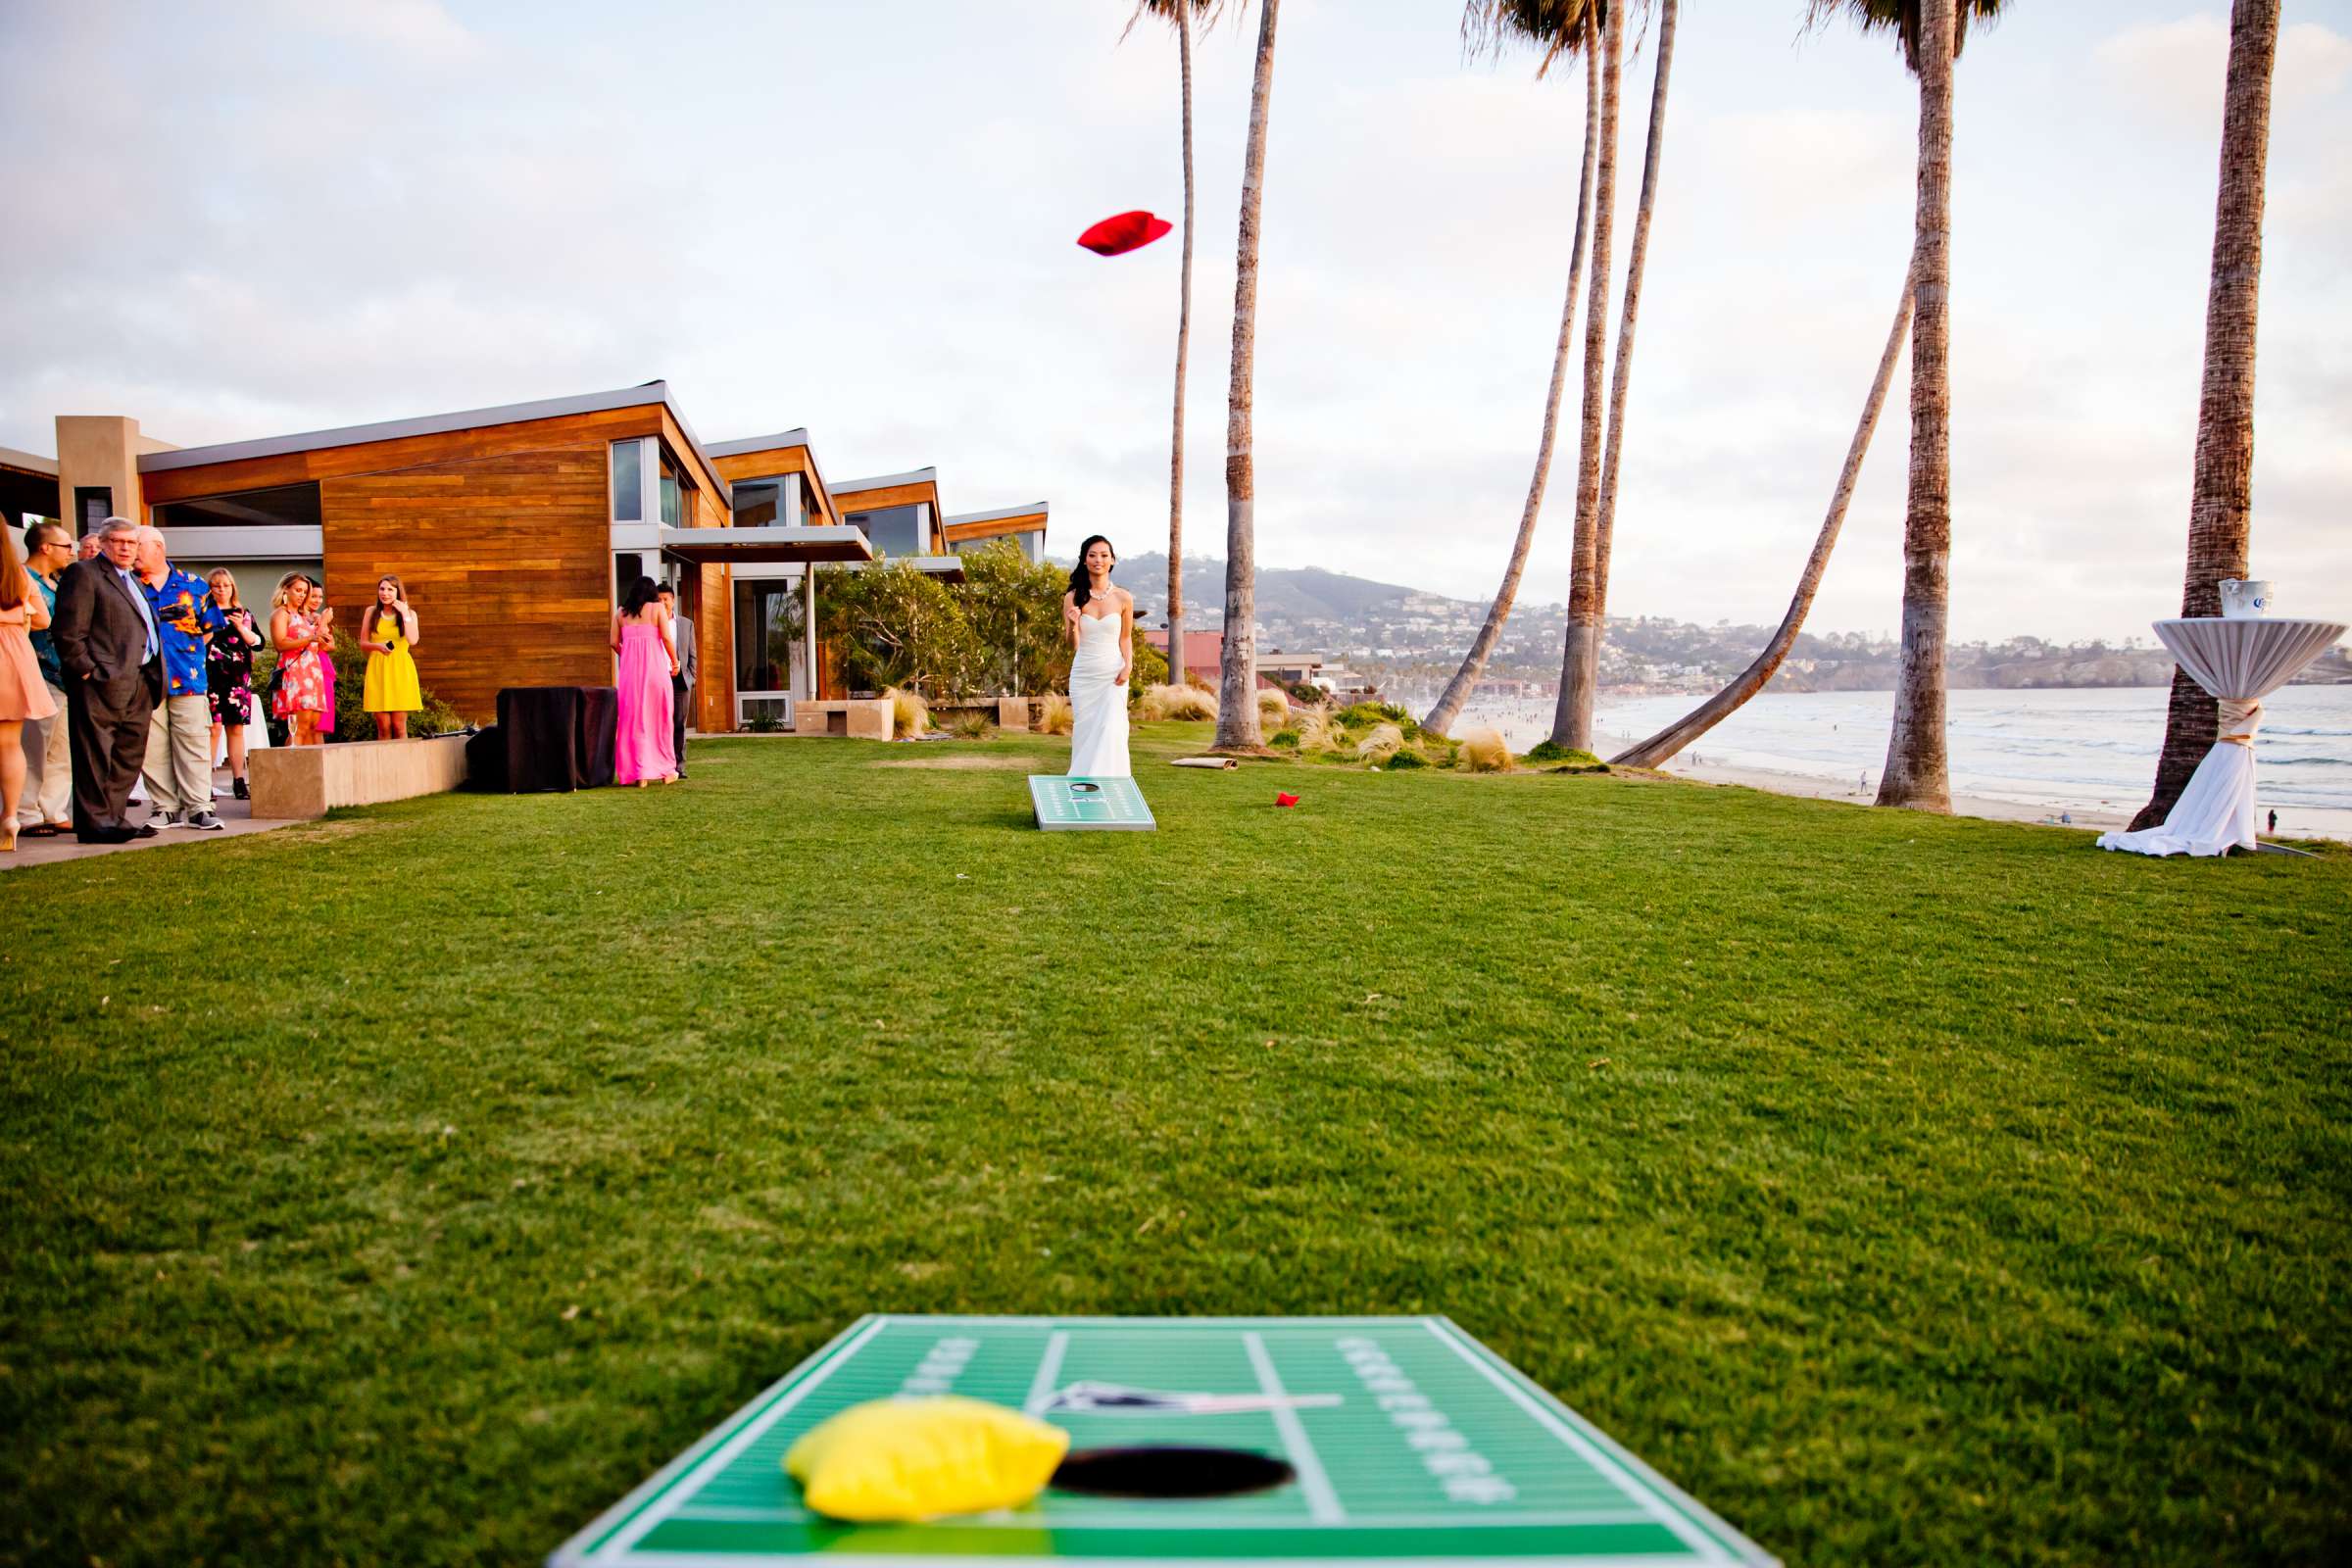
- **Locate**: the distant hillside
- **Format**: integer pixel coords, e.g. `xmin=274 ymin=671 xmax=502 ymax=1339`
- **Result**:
xmin=1072 ymin=552 xmax=1427 ymax=627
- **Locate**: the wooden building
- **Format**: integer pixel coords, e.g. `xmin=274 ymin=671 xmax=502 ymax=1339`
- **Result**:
xmin=9 ymin=384 xmax=1052 ymax=730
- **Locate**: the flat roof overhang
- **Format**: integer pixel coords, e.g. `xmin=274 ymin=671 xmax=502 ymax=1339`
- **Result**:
xmin=658 ymin=524 xmax=875 ymax=564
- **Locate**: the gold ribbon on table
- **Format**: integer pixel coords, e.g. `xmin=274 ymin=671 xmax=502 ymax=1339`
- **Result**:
xmin=2216 ymin=695 xmax=2262 ymax=747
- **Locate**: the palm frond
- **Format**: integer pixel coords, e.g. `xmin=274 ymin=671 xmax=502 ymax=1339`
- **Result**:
xmin=1121 ymin=0 xmax=1232 ymax=44
xmin=1462 ymin=0 xmax=1602 ymax=77
xmin=1801 ymin=0 xmax=2009 ymax=72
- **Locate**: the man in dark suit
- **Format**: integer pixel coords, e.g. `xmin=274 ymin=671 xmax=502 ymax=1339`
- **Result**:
xmin=49 ymin=517 xmax=164 ymax=843
xmin=659 ymin=579 xmax=696 ymax=779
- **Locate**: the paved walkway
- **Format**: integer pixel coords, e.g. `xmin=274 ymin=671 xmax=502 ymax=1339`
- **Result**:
xmin=5 ymin=768 xmax=295 ymax=871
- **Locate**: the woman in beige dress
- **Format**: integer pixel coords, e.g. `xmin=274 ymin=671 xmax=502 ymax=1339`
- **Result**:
xmin=0 ymin=532 xmax=60 ymax=852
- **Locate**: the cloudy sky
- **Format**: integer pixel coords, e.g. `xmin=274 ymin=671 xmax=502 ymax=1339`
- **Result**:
xmin=2 ymin=0 xmax=2345 ymax=644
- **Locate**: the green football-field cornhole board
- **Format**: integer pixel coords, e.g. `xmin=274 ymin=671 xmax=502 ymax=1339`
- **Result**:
xmin=549 ymin=1314 xmax=1776 ymax=1567
xmin=1030 ymin=775 xmax=1155 ymax=831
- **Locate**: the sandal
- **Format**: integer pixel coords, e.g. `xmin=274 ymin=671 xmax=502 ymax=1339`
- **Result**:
xmin=23 ymin=822 xmax=65 ymax=839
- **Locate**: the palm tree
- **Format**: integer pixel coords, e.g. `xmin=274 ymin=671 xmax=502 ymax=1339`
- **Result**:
xmin=1613 ymin=265 xmax=1916 ymax=767
xmin=1423 ymin=0 xmax=1600 ymax=740
xmin=2128 ymin=0 xmax=2280 ymax=832
xmin=1124 ymin=1 xmax=1227 ymax=712
xmin=1806 ymin=0 xmax=2006 ymax=812
xmin=1553 ymin=0 xmax=1681 ymax=753
xmin=1213 ymin=0 xmax=1281 ymax=751
xmin=1546 ymin=0 xmax=1622 ymax=751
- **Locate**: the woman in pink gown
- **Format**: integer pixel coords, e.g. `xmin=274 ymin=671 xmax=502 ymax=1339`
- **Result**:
xmin=612 ymin=576 xmax=678 ymax=786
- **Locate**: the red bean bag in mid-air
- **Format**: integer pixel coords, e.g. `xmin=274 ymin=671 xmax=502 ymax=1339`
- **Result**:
xmin=1077 ymin=211 xmax=1173 ymax=256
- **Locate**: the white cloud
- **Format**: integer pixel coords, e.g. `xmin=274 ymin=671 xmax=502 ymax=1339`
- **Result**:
xmin=2096 ymin=14 xmax=2352 ymax=133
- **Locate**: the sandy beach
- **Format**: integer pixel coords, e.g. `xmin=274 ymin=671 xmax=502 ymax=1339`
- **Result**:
xmin=1605 ymin=733 xmax=2133 ymax=832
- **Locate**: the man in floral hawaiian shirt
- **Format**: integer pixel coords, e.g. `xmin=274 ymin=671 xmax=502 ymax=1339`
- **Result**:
xmin=134 ymin=525 xmax=227 ymax=831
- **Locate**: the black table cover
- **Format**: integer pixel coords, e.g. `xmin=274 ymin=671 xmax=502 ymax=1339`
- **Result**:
xmin=496 ymin=686 xmax=620 ymax=792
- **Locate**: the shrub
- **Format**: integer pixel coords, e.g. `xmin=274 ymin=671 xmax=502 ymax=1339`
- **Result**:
xmin=1524 ymin=739 xmax=1604 ymax=767
xmin=320 ymin=629 xmax=465 ymax=740
xmin=1128 ymin=637 xmax=1170 ymax=702
xmin=1382 ymin=748 xmax=1429 ymax=769
xmin=1035 ymin=694 xmax=1074 ymax=736
xmin=1338 ymin=701 xmax=1411 ymax=729
xmin=884 ymin=685 xmax=929 ymax=739
xmin=1139 ymin=683 xmax=1217 ymax=722
xmin=1354 ymin=722 xmax=1404 ymax=762
xmin=1269 ymin=728 xmax=1300 ymax=750
xmin=1456 ymin=727 xmax=1513 ymax=772
xmin=948 ymin=710 xmax=992 ymax=741
xmin=742 ymin=713 xmax=787 ymax=734
xmin=1256 ymin=687 xmax=1291 ymax=730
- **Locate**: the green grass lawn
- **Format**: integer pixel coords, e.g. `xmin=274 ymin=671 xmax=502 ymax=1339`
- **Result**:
xmin=4 ymin=724 xmax=2348 ymax=1566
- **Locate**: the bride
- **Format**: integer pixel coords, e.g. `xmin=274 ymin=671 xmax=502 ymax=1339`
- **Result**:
xmin=1063 ymin=534 xmax=1133 ymax=778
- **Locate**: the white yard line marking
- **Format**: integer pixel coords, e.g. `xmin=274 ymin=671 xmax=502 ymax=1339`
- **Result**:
xmin=1241 ymin=1330 xmax=1345 ymax=1524
xmin=592 ymin=1315 xmax=891 ymax=1561
xmin=1422 ymin=1319 xmax=1736 ymax=1566
xmin=1021 ymin=1329 xmax=1071 ymax=1415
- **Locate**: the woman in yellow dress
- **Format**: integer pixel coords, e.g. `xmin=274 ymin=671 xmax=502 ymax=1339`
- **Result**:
xmin=359 ymin=575 xmax=423 ymax=740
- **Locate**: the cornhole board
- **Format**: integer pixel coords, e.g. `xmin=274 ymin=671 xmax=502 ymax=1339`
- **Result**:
xmin=549 ymin=1314 xmax=1775 ymax=1567
xmin=1030 ymin=775 xmax=1155 ymax=831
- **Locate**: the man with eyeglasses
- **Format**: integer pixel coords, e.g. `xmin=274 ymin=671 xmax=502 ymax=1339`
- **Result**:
xmin=50 ymin=517 xmax=165 ymax=843
xmin=14 ymin=521 xmax=75 ymax=837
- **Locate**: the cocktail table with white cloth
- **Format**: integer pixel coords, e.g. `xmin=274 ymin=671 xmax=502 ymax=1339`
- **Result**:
xmin=2097 ymin=616 xmax=2347 ymax=858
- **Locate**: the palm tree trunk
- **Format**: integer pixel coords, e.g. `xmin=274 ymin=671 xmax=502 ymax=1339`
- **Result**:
xmin=1166 ymin=5 xmax=1195 ymax=706
xmin=1423 ymin=19 xmax=1599 ymax=740
xmin=1548 ymin=3 xmax=1620 ymax=750
xmin=1214 ymin=0 xmax=1281 ymax=751
xmin=1875 ymin=0 xmax=1955 ymax=812
xmin=2127 ymin=0 xmax=2278 ymax=832
xmin=1613 ymin=264 xmax=1916 ymax=768
xmin=1584 ymin=0 xmax=1679 ymax=692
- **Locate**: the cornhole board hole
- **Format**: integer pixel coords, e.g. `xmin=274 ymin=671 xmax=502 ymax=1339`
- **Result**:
xmin=549 ymin=1314 xmax=1775 ymax=1567
xmin=1030 ymin=775 xmax=1155 ymax=831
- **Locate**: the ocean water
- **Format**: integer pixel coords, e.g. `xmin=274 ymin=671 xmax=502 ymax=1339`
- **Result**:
xmin=1471 ymin=685 xmax=2352 ymax=836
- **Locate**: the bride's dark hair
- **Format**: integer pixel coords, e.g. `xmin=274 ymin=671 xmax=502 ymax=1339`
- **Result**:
xmin=1068 ymin=535 xmax=1115 ymax=610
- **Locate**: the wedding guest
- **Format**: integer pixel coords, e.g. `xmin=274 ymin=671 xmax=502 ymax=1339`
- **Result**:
xmin=270 ymin=573 xmax=328 ymax=747
xmin=51 ymin=518 xmax=162 ymax=843
xmin=612 ymin=575 xmax=677 ymax=786
xmin=205 ymin=569 xmax=264 ymax=800
xmin=0 ymin=530 xmax=60 ymax=852
xmin=135 ymin=525 xmax=225 ymax=831
xmin=16 ymin=522 xmax=75 ymax=838
xmin=358 ymin=575 xmax=422 ymax=740
xmin=306 ymin=580 xmax=340 ymax=739
xmin=76 ymin=533 xmax=102 ymax=562
xmin=657 ymin=580 xmax=695 ymax=779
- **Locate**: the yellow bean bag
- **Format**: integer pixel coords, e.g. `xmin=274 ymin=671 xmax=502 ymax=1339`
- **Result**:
xmin=784 ymin=1396 xmax=1070 ymax=1523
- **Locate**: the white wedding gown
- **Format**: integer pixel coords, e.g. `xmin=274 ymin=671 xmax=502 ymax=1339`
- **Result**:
xmin=1067 ymin=611 xmax=1132 ymax=778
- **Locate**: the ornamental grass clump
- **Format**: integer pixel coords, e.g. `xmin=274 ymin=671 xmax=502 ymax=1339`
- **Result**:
xmin=1354 ymin=722 xmax=1405 ymax=763
xmin=947 ymin=710 xmax=992 ymax=741
xmin=1256 ymin=688 xmax=1291 ymax=730
xmin=1140 ymin=683 xmax=1218 ymax=722
xmin=884 ymin=686 xmax=929 ymax=739
xmin=1291 ymin=707 xmax=1337 ymax=756
xmin=1457 ymin=727 xmax=1513 ymax=772
xmin=1035 ymin=694 xmax=1074 ymax=736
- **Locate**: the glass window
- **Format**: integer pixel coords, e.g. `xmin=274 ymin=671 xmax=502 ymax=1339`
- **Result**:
xmin=847 ymin=505 xmax=924 ymax=557
xmin=733 ymin=483 xmax=779 ymax=529
xmin=154 ymin=481 xmax=322 ymax=530
xmin=612 ymin=442 xmax=643 ymax=521
xmin=734 ymin=579 xmax=800 ymax=693
xmin=660 ymin=451 xmax=684 ymax=527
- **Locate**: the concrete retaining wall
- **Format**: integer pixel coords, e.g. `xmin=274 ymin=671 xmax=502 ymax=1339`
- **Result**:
xmin=248 ymin=734 xmax=470 ymax=819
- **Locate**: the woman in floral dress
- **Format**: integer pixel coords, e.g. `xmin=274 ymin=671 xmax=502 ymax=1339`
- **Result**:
xmin=205 ymin=569 xmax=264 ymax=799
xmin=270 ymin=573 xmax=328 ymax=747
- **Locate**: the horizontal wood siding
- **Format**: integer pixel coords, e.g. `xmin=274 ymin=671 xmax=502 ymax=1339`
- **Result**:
xmin=944 ymin=513 xmax=1046 ymax=546
xmin=712 ymin=446 xmax=840 ymax=526
xmin=320 ymin=446 xmax=611 ymax=723
xmin=141 ymin=405 xmax=667 ymax=508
